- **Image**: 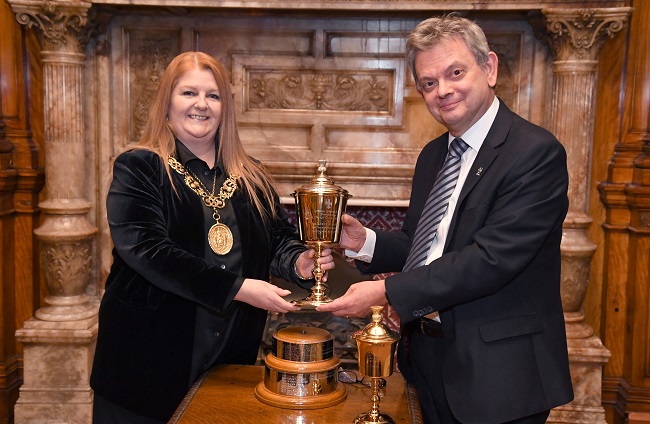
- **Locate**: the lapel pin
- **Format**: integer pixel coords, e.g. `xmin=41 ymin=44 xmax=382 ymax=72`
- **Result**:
xmin=476 ymin=167 xmax=483 ymax=176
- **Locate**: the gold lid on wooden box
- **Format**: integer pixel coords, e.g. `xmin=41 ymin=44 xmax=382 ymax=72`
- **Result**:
xmin=255 ymin=326 xmax=347 ymax=409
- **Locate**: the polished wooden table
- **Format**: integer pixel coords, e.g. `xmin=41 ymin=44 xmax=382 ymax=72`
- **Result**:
xmin=170 ymin=364 xmax=421 ymax=423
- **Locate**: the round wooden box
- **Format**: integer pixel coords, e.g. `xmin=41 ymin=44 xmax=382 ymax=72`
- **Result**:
xmin=255 ymin=326 xmax=347 ymax=409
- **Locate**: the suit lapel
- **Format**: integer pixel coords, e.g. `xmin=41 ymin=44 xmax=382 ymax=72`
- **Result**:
xmin=407 ymin=136 xmax=449 ymax=225
xmin=442 ymin=101 xmax=513 ymax=252
xmin=429 ymin=138 xmax=450 ymax=188
xmin=458 ymin=144 xmax=497 ymax=202
xmin=457 ymin=100 xmax=513 ymax=204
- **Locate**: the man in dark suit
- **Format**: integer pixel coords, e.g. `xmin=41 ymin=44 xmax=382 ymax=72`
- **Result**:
xmin=317 ymin=14 xmax=574 ymax=423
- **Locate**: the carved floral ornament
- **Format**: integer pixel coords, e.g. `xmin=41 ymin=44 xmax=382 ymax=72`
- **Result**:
xmin=9 ymin=0 xmax=91 ymax=52
xmin=249 ymin=71 xmax=391 ymax=112
xmin=638 ymin=213 xmax=650 ymax=228
xmin=41 ymin=241 xmax=93 ymax=297
xmin=543 ymin=7 xmax=631 ymax=61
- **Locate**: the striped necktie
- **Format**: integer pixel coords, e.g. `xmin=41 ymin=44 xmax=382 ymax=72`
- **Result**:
xmin=402 ymin=137 xmax=470 ymax=271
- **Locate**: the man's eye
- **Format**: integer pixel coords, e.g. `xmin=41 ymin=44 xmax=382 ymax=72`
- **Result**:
xmin=422 ymin=81 xmax=436 ymax=91
xmin=452 ymin=69 xmax=464 ymax=77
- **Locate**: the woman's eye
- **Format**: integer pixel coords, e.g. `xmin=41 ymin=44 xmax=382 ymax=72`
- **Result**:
xmin=208 ymin=93 xmax=221 ymax=100
xmin=182 ymin=91 xmax=195 ymax=96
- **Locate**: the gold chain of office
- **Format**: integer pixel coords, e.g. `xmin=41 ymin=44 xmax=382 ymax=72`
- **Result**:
xmin=167 ymin=156 xmax=239 ymax=255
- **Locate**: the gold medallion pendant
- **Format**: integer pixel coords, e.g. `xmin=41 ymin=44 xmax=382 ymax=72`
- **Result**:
xmin=167 ymin=156 xmax=239 ymax=256
xmin=208 ymin=223 xmax=233 ymax=255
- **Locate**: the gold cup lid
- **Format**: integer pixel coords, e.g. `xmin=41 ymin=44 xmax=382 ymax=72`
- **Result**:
xmin=292 ymin=160 xmax=351 ymax=197
xmin=354 ymin=306 xmax=400 ymax=345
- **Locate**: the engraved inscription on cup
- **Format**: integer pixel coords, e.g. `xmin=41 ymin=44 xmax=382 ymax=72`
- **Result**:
xmin=295 ymin=191 xmax=345 ymax=244
xmin=255 ymin=326 xmax=347 ymax=409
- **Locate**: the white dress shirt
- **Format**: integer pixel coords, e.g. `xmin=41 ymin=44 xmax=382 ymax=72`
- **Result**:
xmin=348 ymin=96 xmax=500 ymax=269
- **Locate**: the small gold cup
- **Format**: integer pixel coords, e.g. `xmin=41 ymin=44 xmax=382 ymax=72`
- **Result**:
xmin=353 ymin=306 xmax=400 ymax=424
xmin=291 ymin=160 xmax=351 ymax=309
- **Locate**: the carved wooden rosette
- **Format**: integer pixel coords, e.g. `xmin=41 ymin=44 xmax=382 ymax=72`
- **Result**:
xmin=0 ymin=125 xmax=17 ymax=194
xmin=10 ymin=0 xmax=96 ymax=321
xmin=628 ymin=146 xmax=650 ymax=230
xmin=626 ymin=122 xmax=650 ymax=229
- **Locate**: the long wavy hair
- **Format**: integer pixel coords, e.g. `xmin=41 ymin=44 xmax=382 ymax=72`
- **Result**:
xmin=136 ymin=51 xmax=278 ymax=220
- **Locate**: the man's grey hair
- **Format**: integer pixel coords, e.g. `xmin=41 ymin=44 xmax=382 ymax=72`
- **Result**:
xmin=406 ymin=13 xmax=491 ymax=92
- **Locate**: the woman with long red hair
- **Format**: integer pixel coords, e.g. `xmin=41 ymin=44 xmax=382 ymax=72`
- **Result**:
xmin=90 ymin=51 xmax=332 ymax=423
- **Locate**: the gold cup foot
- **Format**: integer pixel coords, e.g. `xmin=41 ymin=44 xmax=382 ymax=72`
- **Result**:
xmin=353 ymin=412 xmax=396 ymax=424
xmin=292 ymin=294 xmax=334 ymax=310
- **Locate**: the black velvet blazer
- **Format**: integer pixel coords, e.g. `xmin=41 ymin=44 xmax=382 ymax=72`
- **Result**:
xmin=90 ymin=149 xmax=310 ymax=420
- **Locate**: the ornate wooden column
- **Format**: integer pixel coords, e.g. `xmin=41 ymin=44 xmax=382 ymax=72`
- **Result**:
xmin=541 ymin=7 xmax=631 ymax=423
xmin=623 ymin=114 xmax=650 ymax=424
xmin=1 ymin=0 xmax=46 ymax=420
xmin=0 ymin=5 xmax=20 ymax=421
xmin=597 ymin=1 xmax=650 ymax=421
xmin=7 ymin=1 xmax=97 ymax=422
xmin=0 ymin=84 xmax=19 ymax=424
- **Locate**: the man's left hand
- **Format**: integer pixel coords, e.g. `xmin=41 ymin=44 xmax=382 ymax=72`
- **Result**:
xmin=316 ymin=279 xmax=387 ymax=317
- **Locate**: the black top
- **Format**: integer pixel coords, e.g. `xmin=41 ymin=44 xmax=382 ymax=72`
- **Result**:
xmin=175 ymin=140 xmax=246 ymax=385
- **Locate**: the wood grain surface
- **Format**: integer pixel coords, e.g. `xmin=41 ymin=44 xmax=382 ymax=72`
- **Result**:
xmin=171 ymin=364 xmax=417 ymax=424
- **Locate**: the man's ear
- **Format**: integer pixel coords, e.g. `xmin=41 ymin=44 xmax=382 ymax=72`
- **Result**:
xmin=485 ymin=51 xmax=499 ymax=88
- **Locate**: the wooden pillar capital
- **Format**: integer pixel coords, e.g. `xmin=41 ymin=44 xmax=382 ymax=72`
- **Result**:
xmin=9 ymin=1 xmax=91 ymax=53
xmin=542 ymin=7 xmax=632 ymax=61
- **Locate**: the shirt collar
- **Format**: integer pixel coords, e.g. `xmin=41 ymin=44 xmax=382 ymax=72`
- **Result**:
xmin=448 ymin=96 xmax=500 ymax=152
xmin=174 ymin=139 xmax=223 ymax=173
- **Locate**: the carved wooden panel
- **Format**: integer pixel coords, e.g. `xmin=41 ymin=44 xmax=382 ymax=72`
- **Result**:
xmin=106 ymin=14 xmax=543 ymax=204
xmin=246 ymin=69 xmax=392 ymax=112
xmin=111 ymin=26 xmax=182 ymax=149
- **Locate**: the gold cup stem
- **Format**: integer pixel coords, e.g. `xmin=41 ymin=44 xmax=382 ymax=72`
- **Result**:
xmin=312 ymin=243 xmax=324 ymax=281
xmin=353 ymin=378 xmax=395 ymax=424
xmin=369 ymin=378 xmax=381 ymax=420
xmin=293 ymin=242 xmax=333 ymax=309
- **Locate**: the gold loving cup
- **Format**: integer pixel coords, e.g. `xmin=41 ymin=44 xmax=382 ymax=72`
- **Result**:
xmin=291 ymin=160 xmax=351 ymax=308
